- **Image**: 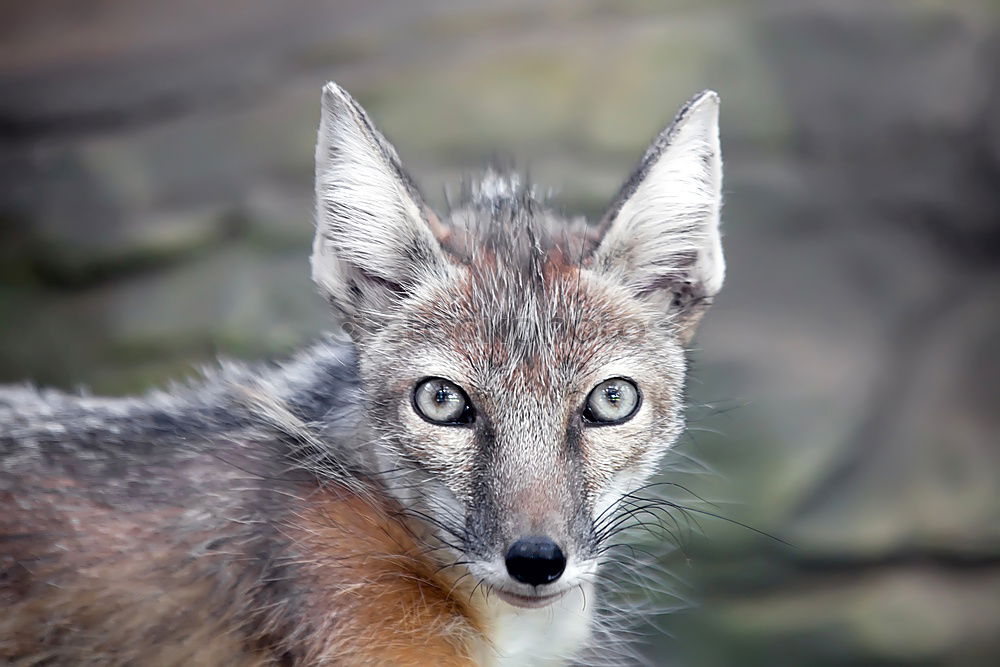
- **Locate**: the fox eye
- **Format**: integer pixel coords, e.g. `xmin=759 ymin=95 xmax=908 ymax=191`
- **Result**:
xmin=582 ymin=378 xmax=641 ymax=425
xmin=413 ymin=377 xmax=475 ymax=425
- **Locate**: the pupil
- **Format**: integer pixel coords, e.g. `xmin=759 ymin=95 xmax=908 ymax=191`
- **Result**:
xmin=605 ymin=386 xmax=621 ymax=404
xmin=435 ymin=388 xmax=450 ymax=404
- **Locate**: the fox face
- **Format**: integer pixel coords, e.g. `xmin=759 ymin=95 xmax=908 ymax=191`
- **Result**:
xmin=312 ymin=83 xmax=723 ymax=609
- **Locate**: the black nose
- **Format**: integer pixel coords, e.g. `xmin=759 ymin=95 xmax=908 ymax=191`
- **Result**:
xmin=504 ymin=536 xmax=567 ymax=586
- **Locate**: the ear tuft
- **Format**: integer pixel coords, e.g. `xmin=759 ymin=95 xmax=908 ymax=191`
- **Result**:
xmin=593 ymin=90 xmax=724 ymax=341
xmin=312 ymin=82 xmax=450 ymax=329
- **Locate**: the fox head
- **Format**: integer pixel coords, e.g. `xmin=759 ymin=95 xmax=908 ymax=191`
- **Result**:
xmin=311 ymin=82 xmax=723 ymax=606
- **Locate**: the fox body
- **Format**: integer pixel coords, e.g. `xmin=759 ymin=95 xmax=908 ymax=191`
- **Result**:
xmin=0 ymin=83 xmax=725 ymax=665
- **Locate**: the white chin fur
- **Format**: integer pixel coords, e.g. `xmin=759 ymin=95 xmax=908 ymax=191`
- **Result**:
xmin=477 ymin=582 xmax=595 ymax=667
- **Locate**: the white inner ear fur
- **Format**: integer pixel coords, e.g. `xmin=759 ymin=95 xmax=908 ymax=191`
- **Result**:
xmin=594 ymin=91 xmax=724 ymax=300
xmin=311 ymin=82 xmax=449 ymax=309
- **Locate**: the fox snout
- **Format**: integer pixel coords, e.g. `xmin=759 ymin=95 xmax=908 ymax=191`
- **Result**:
xmin=461 ymin=450 xmax=599 ymax=600
xmin=496 ymin=483 xmax=577 ymax=586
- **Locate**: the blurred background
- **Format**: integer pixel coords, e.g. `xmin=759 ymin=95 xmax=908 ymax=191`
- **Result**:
xmin=2 ymin=0 xmax=999 ymax=664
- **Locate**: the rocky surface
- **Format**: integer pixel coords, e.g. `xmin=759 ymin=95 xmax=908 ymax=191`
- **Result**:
xmin=2 ymin=0 xmax=998 ymax=664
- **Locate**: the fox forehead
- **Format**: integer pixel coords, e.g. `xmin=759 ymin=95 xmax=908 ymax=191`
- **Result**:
xmin=366 ymin=208 xmax=677 ymax=391
xmin=363 ymin=177 xmax=662 ymax=362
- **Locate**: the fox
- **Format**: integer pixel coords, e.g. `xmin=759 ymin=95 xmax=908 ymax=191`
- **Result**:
xmin=0 ymin=81 xmax=725 ymax=666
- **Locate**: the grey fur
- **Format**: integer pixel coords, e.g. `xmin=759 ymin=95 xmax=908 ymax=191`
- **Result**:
xmin=1 ymin=81 xmax=724 ymax=665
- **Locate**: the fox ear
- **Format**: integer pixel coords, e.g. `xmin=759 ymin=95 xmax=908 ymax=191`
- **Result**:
xmin=592 ymin=90 xmax=724 ymax=343
xmin=311 ymin=82 xmax=451 ymax=333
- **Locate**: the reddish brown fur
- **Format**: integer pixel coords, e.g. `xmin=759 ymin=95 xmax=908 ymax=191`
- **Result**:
xmin=289 ymin=487 xmax=483 ymax=665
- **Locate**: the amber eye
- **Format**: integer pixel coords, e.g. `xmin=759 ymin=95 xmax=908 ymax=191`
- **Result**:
xmin=412 ymin=378 xmax=475 ymax=425
xmin=582 ymin=378 xmax=641 ymax=425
